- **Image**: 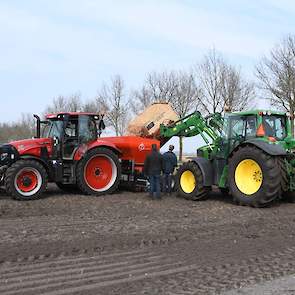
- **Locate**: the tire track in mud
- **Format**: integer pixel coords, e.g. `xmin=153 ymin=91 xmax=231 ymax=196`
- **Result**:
xmin=0 ymin=234 xmax=181 ymax=264
xmin=1 ymin=192 xmax=295 ymax=294
xmin=0 ymin=210 xmax=294 ymax=264
xmin=1 ymin=246 xmax=295 ymax=295
xmin=0 ymin=248 xmax=184 ymax=295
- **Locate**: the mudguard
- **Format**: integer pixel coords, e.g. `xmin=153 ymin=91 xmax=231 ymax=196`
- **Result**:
xmin=240 ymin=139 xmax=287 ymax=156
xmin=74 ymin=140 xmax=122 ymax=161
xmin=190 ymin=157 xmax=213 ymax=186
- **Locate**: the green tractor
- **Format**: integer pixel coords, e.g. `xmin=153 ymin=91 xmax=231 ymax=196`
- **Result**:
xmin=160 ymin=110 xmax=295 ymax=207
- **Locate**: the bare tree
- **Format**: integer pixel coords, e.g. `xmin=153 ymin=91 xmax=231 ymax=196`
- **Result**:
xmin=67 ymin=93 xmax=82 ymax=112
xmin=82 ymin=99 xmax=100 ymax=113
xmin=256 ymin=35 xmax=295 ymax=134
xmin=131 ymin=85 xmax=153 ymax=115
xmin=171 ymin=71 xmax=202 ymax=161
xmin=221 ymin=65 xmax=255 ymax=112
xmin=131 ymin=71 xmax=178 ymax=114
xmin=196 ymin=49 xmax=226 ymax=114
xmin=44 ymin=92 xmax=82 ymax=114
xmin=19 ymin=113 xmax=35 ymax=138
xmin=196 ymin=48 xmax=254 ymax=114
xmin=131 ymin=70 xmax=202 ymax=160
xmin=0 ymin=113 xmax=35 ymax=142
xmin=97 ymin=75 xmax=129 ymax=136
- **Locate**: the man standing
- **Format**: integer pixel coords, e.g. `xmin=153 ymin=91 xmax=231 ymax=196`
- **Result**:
xmin=144 ymin=144 xmax=162 ymax=199
xmin=162 ymin=145 xmax=178 ymax=195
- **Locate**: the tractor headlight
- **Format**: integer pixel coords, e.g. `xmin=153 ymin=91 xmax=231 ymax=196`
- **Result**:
xmin=0 ymin=152 xmax=8 ymax=162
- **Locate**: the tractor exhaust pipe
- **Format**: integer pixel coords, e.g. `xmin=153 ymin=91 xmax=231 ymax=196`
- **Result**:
xmin=33 ymin=114 xmax=41 ymax=138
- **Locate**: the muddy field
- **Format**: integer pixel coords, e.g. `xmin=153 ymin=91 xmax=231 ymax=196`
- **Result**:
xmin=0 ymin=185 xmax=295 ymax=295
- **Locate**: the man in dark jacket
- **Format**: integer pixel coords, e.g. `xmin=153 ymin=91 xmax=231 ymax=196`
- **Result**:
xmin=162 ymin=145 xmax=178 ymax=195
xmin=144 ymin=144 xmax=162 ymax=199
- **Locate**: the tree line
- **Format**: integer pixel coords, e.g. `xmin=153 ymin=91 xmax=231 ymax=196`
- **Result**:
xmin=1 ymin=35 xmax=295 ymax=159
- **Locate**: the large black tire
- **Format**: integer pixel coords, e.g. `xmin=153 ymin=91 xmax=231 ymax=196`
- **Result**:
xmin=5 ymin=160 xmax=48 ymax=201
xmin=278 ymin=158 xmax=295 ymax=202
xmin=279 ymin=157 xmax=288 ymax=194
xmin=176 ymin=161 xmax=209 ymax=201
xmin=77 ymin=148 xmax=121 ymax=196
xmin=56 ymin=182 xmax=80 ymax=194
xmin=228 ymin=145 xmax=281 ymax=207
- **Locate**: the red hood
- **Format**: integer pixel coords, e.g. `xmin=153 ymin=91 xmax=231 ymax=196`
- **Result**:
xmin=10 ymin=138 xmax=52 ymax=155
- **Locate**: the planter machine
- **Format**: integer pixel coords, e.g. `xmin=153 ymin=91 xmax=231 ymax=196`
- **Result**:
xmin=0 ymin=113 xmax=159 ymax=200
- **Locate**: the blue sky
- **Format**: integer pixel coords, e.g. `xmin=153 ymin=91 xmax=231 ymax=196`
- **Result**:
xmin=1 ymin=0 xmax=295 ymax=126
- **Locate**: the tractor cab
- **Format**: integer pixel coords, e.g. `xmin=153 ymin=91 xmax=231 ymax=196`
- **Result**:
xmin=222 ymin=110 xmax=291 ymax=153
xmin=41 ymin=113 xmax=105 ymax=160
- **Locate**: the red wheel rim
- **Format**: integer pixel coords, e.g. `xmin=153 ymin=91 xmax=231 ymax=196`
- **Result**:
xmin=84 ymin=155 xmax=116 ymax=191
xmin=16 ymin=170 xmax=38 ymax=193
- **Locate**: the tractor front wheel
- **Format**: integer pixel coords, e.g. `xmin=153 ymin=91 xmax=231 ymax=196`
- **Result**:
xmin=176 ymin=161 xmax=209 ymax=201
xmin=228 ymin=145 xmax=281 ymax=207
xmin=5 ymin=160 xmax=48 ymax=200
xmin=77 ymin=148 xmax=121 ymax=196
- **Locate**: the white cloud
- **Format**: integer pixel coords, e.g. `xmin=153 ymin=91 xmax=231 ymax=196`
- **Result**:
xmin=52 ymin=0 xmax=275 ymax=57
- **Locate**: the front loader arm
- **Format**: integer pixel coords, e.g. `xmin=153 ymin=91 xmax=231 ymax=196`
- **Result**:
xmin=159 ymin=111 xmax=223 ymax=146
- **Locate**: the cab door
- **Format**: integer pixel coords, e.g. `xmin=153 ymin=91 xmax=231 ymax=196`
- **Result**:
xmin=45 ymin=120 xmax=64 ymax=159
xmin=227 ymin=115 xmax=257 ymax=153
xmin=63 ymin=118 xmax=79 ymax=160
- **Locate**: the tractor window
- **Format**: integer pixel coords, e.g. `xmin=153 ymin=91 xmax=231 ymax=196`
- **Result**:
xmin=228 ymin=115 xmax=256 ymax=139
xmin=78 ymin=116 xmax=97 ymax=143
xmin=230 ymin=118 xmax=245 ymax=137
xmin=42 ymin=122 xmax=51 ymax=138
xmin=245 ymin=116 xmax=257 ymax=137
xmin=65 ymin=120 xmax=78 ymax=137
xmin=262 ymin=115 xmax=286 ymax=140
xmin=44 ymin=121 xmax=63 ymax=139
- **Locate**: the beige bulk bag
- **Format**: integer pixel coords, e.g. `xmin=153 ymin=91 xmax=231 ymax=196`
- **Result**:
xmin=126 ymin=102 xmax=179 ymax=139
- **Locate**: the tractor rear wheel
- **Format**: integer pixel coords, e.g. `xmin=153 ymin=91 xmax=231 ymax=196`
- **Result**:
xmin=228 ymin=145 xmax=281 ymax=207
xmin=5 ymin=160 xmax=48 ymax=200
xmin=278 ymin=158 xmax=295 ymax=202
xmin=176 ymin=161 xmax=209 ymax=201
xmin=77 ymin=148 xmax=121 ymax=196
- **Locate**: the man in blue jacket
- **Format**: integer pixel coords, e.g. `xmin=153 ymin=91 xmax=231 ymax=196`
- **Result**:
xmin=162 ymin=145 xmax=178 ymax=195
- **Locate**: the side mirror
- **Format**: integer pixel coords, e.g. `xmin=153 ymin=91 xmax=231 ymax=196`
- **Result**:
xmin=99 ymin=119 xmax=106 ymax=131
xmin=97 ymin=119 xmax=106 ymax=137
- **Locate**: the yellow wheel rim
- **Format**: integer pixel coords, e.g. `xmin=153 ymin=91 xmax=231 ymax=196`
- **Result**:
xmin=180 ymin=170 xmax=196 ymax=194
xmin=235 ymin=159 xmax=263 ymax=195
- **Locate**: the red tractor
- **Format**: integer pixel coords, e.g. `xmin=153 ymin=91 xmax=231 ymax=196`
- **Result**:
xmin=0 ymin=113 xmax=159 ymax=200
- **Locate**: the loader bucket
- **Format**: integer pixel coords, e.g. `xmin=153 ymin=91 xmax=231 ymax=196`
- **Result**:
xmin=126 ymin=103 xmax=179 ymax=142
